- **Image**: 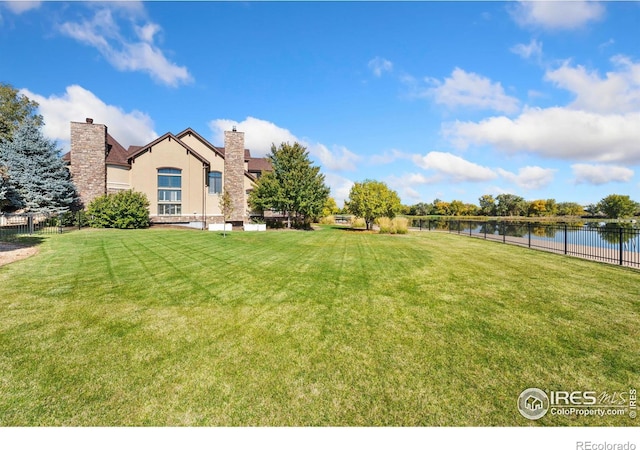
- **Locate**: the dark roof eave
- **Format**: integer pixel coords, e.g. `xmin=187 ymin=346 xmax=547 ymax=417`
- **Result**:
xmin=128 ymin=132 xmax=210 ymax=167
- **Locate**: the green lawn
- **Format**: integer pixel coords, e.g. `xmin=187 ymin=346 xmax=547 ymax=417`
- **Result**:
xmin=0 ymin=226 xmax=638 ymax=426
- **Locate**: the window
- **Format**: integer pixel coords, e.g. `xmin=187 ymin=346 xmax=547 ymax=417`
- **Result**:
xmin=158 ymin=168 xmax=181 ymax=215
xmin=208 ymin=171 xmax=222 ymax=194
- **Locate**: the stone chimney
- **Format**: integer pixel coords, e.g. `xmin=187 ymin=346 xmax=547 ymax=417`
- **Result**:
xmin=70 ymin=118 xmax=107 ymax=208
xmin=224 ymin=128 xmax=246 ymax=224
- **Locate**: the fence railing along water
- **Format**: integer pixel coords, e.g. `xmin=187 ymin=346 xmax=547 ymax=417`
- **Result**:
xmin=0 ymin=212 xmax=66 ymax=241
xmin=410 ymin=218 xmax=640 ymax=268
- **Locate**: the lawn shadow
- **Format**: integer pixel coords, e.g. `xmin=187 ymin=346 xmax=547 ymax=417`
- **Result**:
xmin=332 ymin=226 xmax=375 ymax=233
xmin=0 ymin=235 xmax=47 ymax=248
xmin=0 ymin=236 xmax=46 ymax=267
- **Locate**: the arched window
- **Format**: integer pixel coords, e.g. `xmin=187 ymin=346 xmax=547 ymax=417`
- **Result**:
xmin=158 ymin=168 xmax=182 ymax=215
xmin=208 ymin=171 xmax=222 ymax=194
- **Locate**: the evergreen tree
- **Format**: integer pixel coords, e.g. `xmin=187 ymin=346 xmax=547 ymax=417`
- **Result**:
xmin=0 ymin=117 xmax=78 ymax=213
xmin=248 ymin=142 xmax=330 ymax=228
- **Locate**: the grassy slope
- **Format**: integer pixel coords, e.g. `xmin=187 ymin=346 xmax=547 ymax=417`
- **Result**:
xmin=0 ymin=227 xmax=638 ymax=426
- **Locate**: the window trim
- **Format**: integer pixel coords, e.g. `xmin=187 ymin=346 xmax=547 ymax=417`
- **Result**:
xmin=158 ymin=167 xmax=182 ymax=215
xmin=208 ymin=171 xmax=223 ymax=195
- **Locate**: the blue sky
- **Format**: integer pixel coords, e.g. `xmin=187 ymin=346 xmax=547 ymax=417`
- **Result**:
xmin=1 ymin=1 xmax=639 ymax=207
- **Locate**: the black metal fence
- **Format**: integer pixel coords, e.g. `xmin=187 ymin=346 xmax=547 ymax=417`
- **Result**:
xmin=0 ymin=212 xmax=67 ymax=241
xmin=410 ymin=218 xmax=640 ymax=268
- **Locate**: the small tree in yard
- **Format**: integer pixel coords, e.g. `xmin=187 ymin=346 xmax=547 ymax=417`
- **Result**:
xmin=219 ymin=189 xmax=234 ymax=237
xmin=248 ymin=142 xmax=329 ymax=228
xmin=0 ymin=116 xmax=78 ymax=213
xmin=346 ymin=180 xmax=402 ymax=230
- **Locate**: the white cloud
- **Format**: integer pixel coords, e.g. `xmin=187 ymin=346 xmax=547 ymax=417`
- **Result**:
xmin=545 ymin=56 xmax=640 ymax=114
xmin=312 ymin=144 xmax=361 ymax=171
xmin=447 ymin=107 xmax=640 ymax=164
xmin=420 ymin=68 xmax=520 ymax=114
xmin=21 ymin=85 xmax=157 ymax=151
xmin=209 ymin=117 xmax=297 ymax=156
xmin=511 ymin=38 xmax=543 ymax=61
xmin=369 ymin=149 xmax=409 ymax=165
xmin=3 ymin=1 xmax=41 ymax=14
xmin=368 ymin=57 xmax=393 ymax=77
xmin=386 ymin=173 xmax=438 ymax=203
xmin=58 ymin=8 xmax=192 ymax=87
xmin=571 ymin=163 xmax=634 ymax=185
xmin=324 ymin=173 xmax=354 ymax=207
xmin=209 ymin=117 xmax=360 ymax=171
xmin=510 ymin=1 xmax=605 ymax=30
xmin=497 ymin=166 xmax=556 ymax=190
xmin=412 ymin=151 xmax=497 ymax=182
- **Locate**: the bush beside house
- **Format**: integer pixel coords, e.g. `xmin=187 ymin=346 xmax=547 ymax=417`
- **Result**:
xmin=86 ymin=191 xmax=150 ymax=229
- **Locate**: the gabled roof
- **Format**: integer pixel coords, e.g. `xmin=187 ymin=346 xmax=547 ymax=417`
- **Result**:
xmin=61 ymin=133 xmax=130 ymax=168
xmin=175 ymin=128 xmax=226 ymax=159
xmin=248 ymin=157 xmax=272 ymax=173
xmin=106 ymin=133 xmax=130 ymax=167
xmin=128 ymin=132 xmax=210 ymax=167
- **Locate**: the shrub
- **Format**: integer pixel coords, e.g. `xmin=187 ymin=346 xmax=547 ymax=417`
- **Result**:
xmin=392 ymin=217 xmax=409 ymax=234
xmin=352 ymin=217 xmax=366 ymax=228
xmin=375 ymin=216 xmax=409 ymax=234
xmin=376 ymin=216 xmax=392 ymax=233
xmin=319 ymin=215 xmax=335 ymax=225
xmin=86 ymin=190 xmax=150 ymax=229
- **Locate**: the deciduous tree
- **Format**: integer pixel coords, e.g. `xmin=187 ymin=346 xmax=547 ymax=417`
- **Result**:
xmin=345 ymin=180 xmax=401 ymax=230
xmin=495 ymin=193 xmax=527 ymax=216
xmin=219 ymin=189 xmax=234 ymax=237
xmin=321 ymin=196 xmax=339 ymax=218
xmin=557 ymin=202 xmax=585 ymax=216
xmin=597 ymin=194 xmax=638 ymax=219
xmin=0 ymin=82 xmax=43 ymax=143
xmin=478 ymin=194 xmax=496 ymax=216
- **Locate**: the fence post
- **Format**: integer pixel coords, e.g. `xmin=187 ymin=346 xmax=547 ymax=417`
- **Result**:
xmin=527 ymin=222 xmax=531 ymax=248
xmin=619 ymin=227 xmax=624 ymax=266
xmin=469 ymin=220 xmax=472 ymax=236
xmin=28 ymin=214 xmax=34 ymax=235
xmin=564 ymin=224 xmax=568 ymax=255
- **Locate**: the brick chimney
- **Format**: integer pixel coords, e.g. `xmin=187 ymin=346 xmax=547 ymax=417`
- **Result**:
xmin=224 ymin=128 xmax=246 ymax=224
xmin=70 ymin=118 xmax=107 ymax=208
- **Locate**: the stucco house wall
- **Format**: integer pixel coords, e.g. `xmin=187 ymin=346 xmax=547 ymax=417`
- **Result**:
xmin=67 ymin=119 xmax=270 ymax=226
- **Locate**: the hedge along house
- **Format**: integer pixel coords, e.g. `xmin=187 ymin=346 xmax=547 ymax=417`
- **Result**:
xmin=65 ymin=118 xmax=271 ymax=227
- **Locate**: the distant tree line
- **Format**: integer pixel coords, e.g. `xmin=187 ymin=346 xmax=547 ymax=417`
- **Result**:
xmin=405 ymin=193 xmax=639 ymax=220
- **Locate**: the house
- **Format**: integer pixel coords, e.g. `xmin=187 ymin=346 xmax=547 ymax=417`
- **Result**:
xmin=65 ymin=118 xmax=271 ymax=227
xmin=525 ymin=395 xmax=543 ymax=412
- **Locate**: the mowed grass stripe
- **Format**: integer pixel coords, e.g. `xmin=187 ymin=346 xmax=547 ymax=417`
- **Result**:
xmin=0 ymin=227 xmax=638 ymax=425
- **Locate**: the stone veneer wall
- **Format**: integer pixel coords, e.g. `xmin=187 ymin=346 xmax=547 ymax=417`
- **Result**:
xmin=70 ymin=120 xmax=107 ymax=207
xmin=223 ymin=130 xmax=246 ymax=223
